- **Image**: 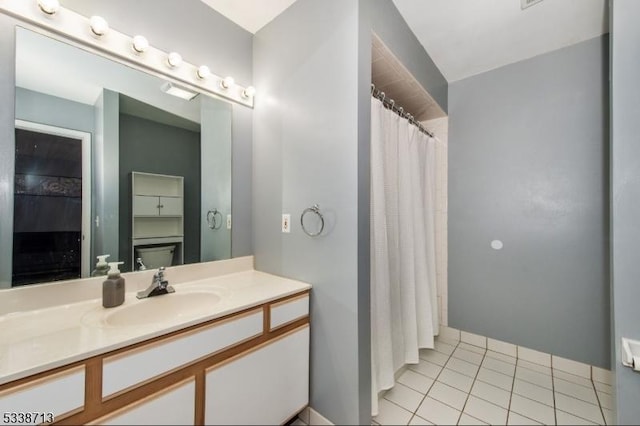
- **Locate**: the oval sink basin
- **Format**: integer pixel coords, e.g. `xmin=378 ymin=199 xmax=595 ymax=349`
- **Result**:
xmin=86 ymin=291 xmax=223 ymax=328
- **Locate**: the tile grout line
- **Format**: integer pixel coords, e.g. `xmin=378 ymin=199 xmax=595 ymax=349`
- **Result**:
xmin=506 ymin=353 xmax=517 ymax=425
xmin=591 ymin=376 xmax=607 ymax=426
xmin=408 ymin=339 xmax=603 ymax=426
xmin=551 ymin=369 xmax=608 ymax=424
xmin=457 ymin=338 xmax=489 ymax=425
xmin=382 ymin=337 xmax=607 ymax=426
xmin=407 ymin=338 xmax=459 ymax=425
xmin=551 ymin=358 xmax=558 ymax=426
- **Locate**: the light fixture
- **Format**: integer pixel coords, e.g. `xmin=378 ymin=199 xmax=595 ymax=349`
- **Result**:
xmin=197 ymin=65 xmax=211 ymax=80
xmin=167 ymin=52 xmax=183 ymax=68
xmin=89 ymin=16 xmax=109 ymax=37
xmin=132 ymin=35 xmax=149 ymax=54
xmin=242 ymin=86 xmax=256 ymax=99
xmin=37 ymin=0 xmax=60 ymax=15
xmin=160 ymin=82 xmax=198 ymax=101
xmin=220 ymin=76 xmax=234 ymax=89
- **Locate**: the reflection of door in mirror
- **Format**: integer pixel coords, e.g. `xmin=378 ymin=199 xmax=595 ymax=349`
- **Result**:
xmin=12 ymin=121 xmax=91 ymax=287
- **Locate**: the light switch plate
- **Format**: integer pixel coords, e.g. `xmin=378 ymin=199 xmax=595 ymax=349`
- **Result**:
xmin=282 ymin=214 xmax=291 ymax=233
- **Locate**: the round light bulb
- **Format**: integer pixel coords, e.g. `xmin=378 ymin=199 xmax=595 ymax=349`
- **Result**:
xmin=132 ymin=35 xmax=149 ymax=54
xmin=89 ymin=16 xmax=109 ymax=37
xmin=242 ymin=86 xmax=256 ymax=98
xmin=197 ymin=65 xmax=211 ymax=80
xmin=167 ymin=52 xmax=183 ymax=68
xmin=37 ymin=0 xmax=60 ymax=15
xmin=220 ymin=76 xmax=235 ymax=89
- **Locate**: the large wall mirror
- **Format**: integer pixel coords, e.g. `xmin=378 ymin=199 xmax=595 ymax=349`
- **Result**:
xmin=7 ymin=27 xmax=232 ymax=288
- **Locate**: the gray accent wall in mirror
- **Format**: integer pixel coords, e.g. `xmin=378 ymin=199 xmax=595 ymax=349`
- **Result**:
xmin=6 ymin=27 xmax=232 ymax=288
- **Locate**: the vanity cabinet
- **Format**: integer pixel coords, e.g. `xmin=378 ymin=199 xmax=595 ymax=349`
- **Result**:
xmin=0 ymin=290 xmax=310 ymax=425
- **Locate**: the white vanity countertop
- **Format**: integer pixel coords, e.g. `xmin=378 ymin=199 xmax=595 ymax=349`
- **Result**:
xmin=0 ymin=269 xmax=311 ymax=386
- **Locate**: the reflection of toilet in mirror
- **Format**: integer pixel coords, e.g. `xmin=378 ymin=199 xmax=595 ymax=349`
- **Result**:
xmin=135 ymin=245 xmax=176 ymax=270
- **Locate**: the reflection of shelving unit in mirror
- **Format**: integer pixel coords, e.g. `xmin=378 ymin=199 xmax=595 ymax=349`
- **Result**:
xmin=132 ymin=172 xmax=184 ymax=270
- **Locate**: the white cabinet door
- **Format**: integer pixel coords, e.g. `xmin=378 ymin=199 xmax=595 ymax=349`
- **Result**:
xmin=205 ymin=326 xmax=309 ymax=425
xmin=94 ymin=379 xmax=194 ymax=426
xmin=0 ymin=367 xmax=85 ymax=425
xmin=133 ymin=195 xmax=160 ymax=216
xmin=159 ymin=196 xmax=183 ymax=216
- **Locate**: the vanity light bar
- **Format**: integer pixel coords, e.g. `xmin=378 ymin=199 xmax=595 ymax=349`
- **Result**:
xmin=37 ymin=0 xmax=59 ymax=15
xmin=89 ymin=15 xmax=108 ymax=37
xmin=131 ymin=35 xmax=149 ymax=54
xmin=0 ymin=0 xmax=255 ymax=107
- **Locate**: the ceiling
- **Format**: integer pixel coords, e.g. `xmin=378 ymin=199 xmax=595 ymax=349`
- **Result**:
xmin=372 ymin=35 xmax=445 ymax=122
xmin=392 ymin=0 xmax=609 ymax=82
xmin=201 ymin=0 xmax=608 ymax=83
xmin=199 ymin=0 xmax=298 ymax=33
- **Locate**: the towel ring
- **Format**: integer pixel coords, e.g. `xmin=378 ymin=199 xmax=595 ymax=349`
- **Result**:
xmin=301 ymin=204 xmax=325 ymax=237
xmin=206 ymin=209 xmax=223 ymax=230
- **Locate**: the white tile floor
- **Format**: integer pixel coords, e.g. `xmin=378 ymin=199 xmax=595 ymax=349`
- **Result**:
xmin=373 ymin=336 xmax=613 ymax=426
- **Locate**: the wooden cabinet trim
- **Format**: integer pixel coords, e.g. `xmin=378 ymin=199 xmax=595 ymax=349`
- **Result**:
xmin=205 ymin=323 xmax=310 ymax=374
xmin=269 ymin=292 xmax=310 ymax=331
xmin=0 ymin=365 xmax=86 ymax=423
xmin=194 ymin=371 xmax=205 ymax=425
xmin=269 ymin=291 xmax=309 ymax=309
xmin=57 ymin=316 xmax=309 ymax=425
xmin=101 ymin=310 xmax=263 ymax=402
xmin=87 ymin=377 xmax=195 ymax=425
xmin=102 ymin=307 xmax=263 ymax=365
xmin=0 ymin=365 xmax=84 ymax=398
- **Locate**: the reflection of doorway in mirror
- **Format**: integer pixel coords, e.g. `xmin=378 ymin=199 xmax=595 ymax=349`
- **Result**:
xmin=12 ymin=120 xmax=91 ymax=287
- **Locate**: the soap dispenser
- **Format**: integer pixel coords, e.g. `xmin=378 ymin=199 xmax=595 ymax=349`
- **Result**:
xmin=91 ymin=254 xmax=110 ymax=277
xmin=103 ymin=262 xmax=125 ymax=308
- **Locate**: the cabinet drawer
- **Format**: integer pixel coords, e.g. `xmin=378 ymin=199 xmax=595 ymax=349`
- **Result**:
xmin=0 ymin=366 xmax=84 ymax=423
xmin=270 ymin=293 xmax=309 ymax=330
xmin=91 ymin=378 xmax=194 ymax=426
xmin=102 ymin=309 xmax=263 ymax=398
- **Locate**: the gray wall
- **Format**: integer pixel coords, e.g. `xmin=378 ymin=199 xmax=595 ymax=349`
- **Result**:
xmin=253 ymin=0 xmax=446 ymax=422
xmin=118 ymin=113 xmax=201 ymax=271
xmin=253 ymin=0 xmax=362 ymax=423
xmin=15 ymin=88 xmax=95 ymax=134
xmin=610 ymin=0 xmax=640 ymax=423
xmin=62 ymin=0 xmax=254 ymax=257
xmin=449 ymin=36 xmax=610 ymax=368
xmin=95 ymin=89 xmax=120 ymax=264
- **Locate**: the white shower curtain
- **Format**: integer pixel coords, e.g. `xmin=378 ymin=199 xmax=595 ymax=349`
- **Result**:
xmin=370 ymin=97 xmax=439 ymax=416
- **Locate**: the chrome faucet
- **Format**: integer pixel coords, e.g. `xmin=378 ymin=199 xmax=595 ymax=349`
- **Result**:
xmin=136 ymin=267 xmax=175 ymax=299
xmin=136 ymin=257 xmax=147 ymax=271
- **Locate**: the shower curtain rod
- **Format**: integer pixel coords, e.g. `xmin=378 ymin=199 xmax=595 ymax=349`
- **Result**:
xmin=371 ymin=84 xmax=435 ymax=138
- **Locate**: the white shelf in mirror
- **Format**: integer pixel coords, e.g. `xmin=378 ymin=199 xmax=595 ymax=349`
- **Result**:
xmin=131 ymin=172 xmax=184 ymax=269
